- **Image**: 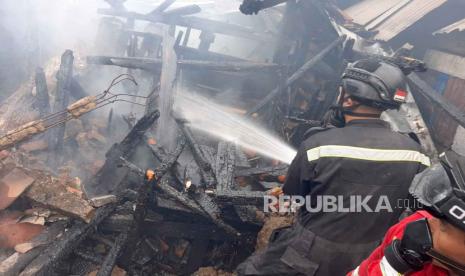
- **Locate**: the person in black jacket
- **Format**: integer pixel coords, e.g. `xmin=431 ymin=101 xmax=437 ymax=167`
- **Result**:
xmin=236 ymin=59 xmax=430 ymax=276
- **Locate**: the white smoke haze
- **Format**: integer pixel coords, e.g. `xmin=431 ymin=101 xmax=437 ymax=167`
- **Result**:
xmin=1 ymin=0 xmax=107 ymax=63
xmin=0 ymin=0 xmax=293 ymax=166
xmin=174 ymin=92 xmax=297 ymax=164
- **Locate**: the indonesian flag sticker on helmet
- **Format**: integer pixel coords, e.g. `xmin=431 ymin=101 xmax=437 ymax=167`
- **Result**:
xmin=393 ymin=88 xmax=408 ymax=103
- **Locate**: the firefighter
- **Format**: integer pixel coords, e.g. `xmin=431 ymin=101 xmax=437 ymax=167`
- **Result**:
xmin=236 ymin=59 xmax=431 ymax=275
xmin=349 ymin=152 xmax=465 ymax=276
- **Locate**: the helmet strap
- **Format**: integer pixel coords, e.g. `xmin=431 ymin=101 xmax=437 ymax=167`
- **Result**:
xmin=342 ymin=109 xmax=381 ymax=118
xmin=338 ymin=90 xmax=381 ymax=118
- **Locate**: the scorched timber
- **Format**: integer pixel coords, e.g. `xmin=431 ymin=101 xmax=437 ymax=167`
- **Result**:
xmin=240 ymin=0 xmax=290 ymax=15
xmin=246 ymin=35 xmax=347 ymax=116
xmin=148 ymin=0 xmax=176 ymax=14
xmin=122 ymin=157 xmax=240 ymax=237
xmin=47 ymin=50 xmax=74 ymax=167
xmin=18 ymin=204 xmax=117 ymax=276
xmin=215 ymin=142 xmax=236 ymax=192
xmin=161 ymin=4 xmax=201 ymax=17
xmin=235 ymin=164 xmax=288 ymax=177
xmin=97 ymin=8 xmax=273 ymax=42
xmin=0 ymin=222 xmax=66 ymax=276
xmin=34 ymin=68 xmax=50 ymax=117
xmin=85 ymin=110 xmax=160 ymax=197
xmin=97 ymin=232 xmax=128 ymax=276
xmin=124 ymin=30 xmax=243 ymax=62
xmin=176 ymin=45 xmax=245 ymax=62
xmin=87 ymin=56 xmax=281 ymax=72
xmin=214 ymin=190 xmax=267 ymax=207
xmin=144 ymin=221 xmax=232 ymax=241
xmin=179 ymin=124 xmax=217 ymax=188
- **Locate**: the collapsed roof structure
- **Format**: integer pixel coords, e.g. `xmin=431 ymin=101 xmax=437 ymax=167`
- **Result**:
xmin=0 ymin=0 xmax=465 ymax=275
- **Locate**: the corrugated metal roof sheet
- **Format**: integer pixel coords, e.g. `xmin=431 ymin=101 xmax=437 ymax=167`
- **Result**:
xmin=372 ymin=0 xmax=447 ymax=41
xmin=344 ymin=0 xmax=447 ymax=41
xmin=344 ymin=0 xmax=405 ymax=26
xmin=434 ymin=17 xmax=465 ymax=34
xmin=424 ymin=49 xmax=465 ymax=80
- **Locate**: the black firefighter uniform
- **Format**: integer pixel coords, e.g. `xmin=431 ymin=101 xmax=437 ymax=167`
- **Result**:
xmin=237 ymin=119 xmax=430 ymax=276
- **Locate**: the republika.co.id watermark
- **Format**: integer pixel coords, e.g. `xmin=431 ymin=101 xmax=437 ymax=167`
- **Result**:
xmin=263 ymin=195 xmax=423 ymax=213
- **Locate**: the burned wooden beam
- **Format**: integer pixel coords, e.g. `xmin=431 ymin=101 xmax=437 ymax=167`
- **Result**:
xmin=33 ymin=67 xmax=50 ymax=117
xmin=19 ymin=204 xmax=117 ymax=276
xmin=147 ymin=142 xmax=184 ymax=184
xmin=163 ymin=5 xmax=201 ymax=17
xmin=234 ymin=164 xmax=288 ymax=177
xmin=164 ymin=15 xmax=273 ymax=42
xmin=214 ymin=190 xmax=267 ymax=206
xmin=408 ymin=73 xmax=465 ymax=129
xmin=0 ymin=247 xmax=43 ymax=276
xmin=193 ymin=190 xmax=240 ymax=235
xmin=176 ymin=45 xmax=245 ymax=62
xmin=70 ymin=77 xmax=89 ymax=99
xmin=116 ymin=138 xmax=188 ymax=268
xmin=0 ymin=222 xmax=66 ymax=276
xmin=87 ymin=56 xmax=161 ymax=71
xmin=179 ymin=124 xmax=217 ymax=188
xmin=156 ymin=177 xmax=211 ymax=217
xmin=87 ymin=55 xmax=281 ymax=72
xmin=47 ymin=50 xmax=74 ymax=168
xmin=84 ymin=110 xmax=160 ymax=197
xmin=75 ymin=249 xmax=104 ymax=265
xmin=155 ymin=25 xmax=178 ymax=150
xmin=144 ymin=221 xmax=231 ymax=241
xmin=178 ymin=60 xmax=281 ymax=72
xmin=182 ymin=238 xmax=209 ymax=274
xmin=148 ymin=0 xmax=176 ymax=15
xmin=239 ymin=0 xmax=290 ymax=15
xmin=97 ymin=232 xmax=128 ymax=276
xmin=246 ymin=35 xmax=346 ymax=116
xmin=121 ymin=156 xmax=239 ymax=236
xmin=97 ymin=9 xmax=273 ymax=42
xmin=100 ymin=212 xmax=133 ymax=233
xmin=215 ymin=142 xmax=236 ymax=192
xmin=198 ymin=31 xmax=215 ymax=53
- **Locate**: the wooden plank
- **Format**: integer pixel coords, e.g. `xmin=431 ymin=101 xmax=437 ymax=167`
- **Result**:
xmin=47 ymin=50 xmax=74 ymax=168
xmin=215 ymin=142 xmax=235 ymax=191
xmin=97 ymin=9 xmax=273 ymax=42
xmin=155 ymin=25 xmax=178 ymax=152
xmin=246 ymin=35 xmax=346 ymax=116
xmin=33 ymin=68 xmax=50 ymax=117
xmin=87 ymin=56 xmax=281 ymax=72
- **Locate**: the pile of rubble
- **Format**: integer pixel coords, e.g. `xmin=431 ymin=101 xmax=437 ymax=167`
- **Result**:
xmin=0 ymin=0 xmax=402 ymax=275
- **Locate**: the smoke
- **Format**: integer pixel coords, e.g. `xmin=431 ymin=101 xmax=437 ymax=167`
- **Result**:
xmin=1 ymin=0 xmax=108 ymax=64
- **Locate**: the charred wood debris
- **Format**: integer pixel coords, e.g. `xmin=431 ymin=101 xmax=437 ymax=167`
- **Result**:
xmin=0 ymin=0 xmax=437 ymax=275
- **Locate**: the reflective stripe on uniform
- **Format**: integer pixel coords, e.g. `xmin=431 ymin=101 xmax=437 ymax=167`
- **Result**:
xmin=306 ymin=145 xmax=431 ymax=167
xmin=349 ymin=257 xmax=402 ymax=276
xmin=380 ymin=256 xmax=402 ymax=276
